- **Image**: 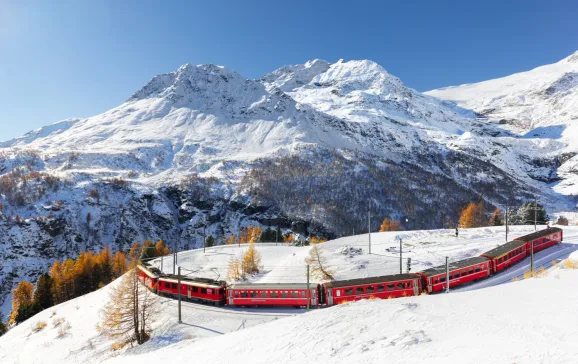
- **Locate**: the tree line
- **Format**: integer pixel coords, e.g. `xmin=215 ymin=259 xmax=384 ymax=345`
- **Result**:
xmin=457 ymin=201 xmax=549 ymax=228
xmin=6 ymin=240 xmax=171 ymax=328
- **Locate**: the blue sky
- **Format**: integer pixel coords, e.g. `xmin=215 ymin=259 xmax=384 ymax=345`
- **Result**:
xmin=1 ymin=0 xmax=577 ymax=140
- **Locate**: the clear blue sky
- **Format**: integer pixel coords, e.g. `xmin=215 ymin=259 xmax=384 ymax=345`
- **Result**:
xmin=1 ymin=0 xmax=577 ymax=140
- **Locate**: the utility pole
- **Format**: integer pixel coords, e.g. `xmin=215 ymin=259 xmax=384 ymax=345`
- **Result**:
xmin=505 ymin=202 xmax=509 ymax=242
xmin=445 ymin=256 xmax=450 ymax=293
xmin=178 ymin=267 xmax=182 ymax=323
xmin=530 ymin=240 xmax=534 ymax=277
xmin=276 ymin=227 xmax=278 ymax=246
xmin=534 ymin=196 xmax=538 ymax=231
xmin=399 ymin=238 xmax=403 ymax=274
xmin=203 ymin=226 xmax=206 ymax=254
xmin=368 ymin=201 xmax=371 ymax=255
xmin=160 ymin=255 xmax=163 ymax=272
xmin=306 ymin=264 xmax=310 ymax=311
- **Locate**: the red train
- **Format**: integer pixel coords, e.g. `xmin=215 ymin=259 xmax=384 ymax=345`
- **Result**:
xmin=136 ymin=227 xmax=563 ymax=308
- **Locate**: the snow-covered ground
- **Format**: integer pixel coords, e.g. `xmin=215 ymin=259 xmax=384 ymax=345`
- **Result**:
xmin=2 ymin=226 xmax=577 ymax=364
xmin=154 ymin=225 xmax=577 ymax=284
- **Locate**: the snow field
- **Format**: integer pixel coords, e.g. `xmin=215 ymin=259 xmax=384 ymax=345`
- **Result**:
xmin=2 ymin=226 xmax=578 ymax=364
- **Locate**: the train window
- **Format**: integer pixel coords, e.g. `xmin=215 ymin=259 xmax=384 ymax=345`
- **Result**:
xmin=241 ymin=291 xmax=248 ymax=298
xmin=440 ymin=276 xmax=446 ymax=282
xmin=396 ymin=283 xmax=404 ymax=290
xmin=475 ymin=267 xmax=480 ymax=273
xmin=461 ymin=270 xmax=467 ymax=277
xmin=260 ymin=291 xmax=268 ymax=298
xmin=301 ymin=291 xmax=307 ymax=298
xmin=468 ymin=268 xmax=473 ymax=275
xmin=366 ymin=286 xmax=375 ymax=294
xmin=387 ymin=284 xmax=394 ymax=291
xmin=281 ymin=291 xmax=289 ymax=298
xmin=172 ymin=283 xmax=177 ymax=289
xmin=192 ymin=286 xmax=198 ymax=293
xmin=201 ymin=288 xmax=207 ymax=294
xmin=356 ymin=287 xmax=364 ymax=294
xmin=235 ymin=291 xmax=240 ymax=298
xmin=345 ymin=288 xmax=353 ymax=295
xmin=336 ymin=290 xmax=341 ymax=297
xmin=407 ymin=281 xmax=412 ymax=288
xmin=270 ymin=291 xmax=278 ymax=298
xmin=290 ymin=292 xmax=299 ymax=298
xmin=250 ymin=291 xmax=258 ymax=298
xmin=376 ymin=285 xmax=384 ymax=292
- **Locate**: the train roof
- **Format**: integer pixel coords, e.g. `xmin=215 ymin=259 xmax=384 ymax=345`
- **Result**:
xmin=514 ymin=227 xmax=562 ymax=242
xmin=324 ymin=274 xmax=421 ymax=289
xmin=480 ymin=240 xmax=527 ymax=259
xmin=161 ymin=276 xmax=227 ymax=288
xmin=229 ymin=283 xmax=315 ymax=290
xmin=419 ymin=256 xmax=489 ymax=277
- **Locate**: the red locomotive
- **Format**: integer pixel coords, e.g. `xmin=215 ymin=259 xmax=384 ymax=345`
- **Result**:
xmin=136 ymin=227 xmax=563 ymax=309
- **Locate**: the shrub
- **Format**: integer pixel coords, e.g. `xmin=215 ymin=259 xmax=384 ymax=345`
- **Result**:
xmin=56 ymin=321 xmax=71 ymax=338
xmin=32 ymin=321 xmax=47 ymax=333
xmin=556 ymin=216 xmax=569 ymax=226
xmin=52 ymin=317 xmax=65 ymax=328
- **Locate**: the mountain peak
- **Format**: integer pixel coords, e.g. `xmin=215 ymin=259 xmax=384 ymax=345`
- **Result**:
xmin=128 ymin=63 xmax=254 ymax=103
xmin=564 ymin=50 xmax=578 ymax=64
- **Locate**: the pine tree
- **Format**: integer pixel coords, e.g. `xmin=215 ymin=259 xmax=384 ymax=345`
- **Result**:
xmin=0 ymin=313 xmax=7 ymax=336
xmin=516 ymin=201 xmax=549 ymax=225
xmin=205 ymin=235 xmax=215 ymax=247
xmin=33 ymin=274 xmax=54 ymax=311
xmin=489 ymin=208 xmax=504 ymax=226
xmin=10 ymin=281 xmax=34 ymax=324
xmin=98 ymin=245 xmax=114 ymax=283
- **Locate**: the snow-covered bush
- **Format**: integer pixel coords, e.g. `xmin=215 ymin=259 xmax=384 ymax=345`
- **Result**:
xmin=32 ymin=321 xmax=47 ymax=333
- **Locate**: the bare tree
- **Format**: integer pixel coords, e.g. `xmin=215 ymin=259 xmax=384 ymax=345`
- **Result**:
xmin=305 ymin=245 xmax=335 ymax=281
xmin=98 ymin=269 xmax=159 ymax=347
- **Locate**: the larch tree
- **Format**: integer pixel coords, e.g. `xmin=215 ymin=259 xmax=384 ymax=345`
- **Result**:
xmin=98 ymin=245 xmax=114 ymax=284
xmin=154 ymin=240 xmax=170 ymax=256
xmin=305 ymin=245 xmax=334 ymax=281
xmin=242 ymin=242 xmax=262 ymax=275
xmin=227 ymin=256 xmax=243 ymax=281
xmin=489 ymin=208 xmax=504 ymax=226
xmin=98 ymin=268 xmax=159 ymax=347
xmin=379 ymin=218 xmax=402 ymax=232
xmin=112 ymin=251 xmax=128 ymax=278
xmin=10 ymin=281 xmax=34 ymax=324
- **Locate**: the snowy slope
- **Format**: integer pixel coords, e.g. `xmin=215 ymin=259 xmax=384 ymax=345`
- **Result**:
xmin=427 ymin=51 xmax=578 ymax=196
xmin=103 ymin=269 xmax=578 ymax=364
xmin=2 ymin=226 xmax=577 ymax=364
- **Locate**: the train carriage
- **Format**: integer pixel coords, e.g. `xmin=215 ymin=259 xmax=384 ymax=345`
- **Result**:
xmin=515 ymin=227 xmax=563 ymax=255
xmin=480 ymin=240 xmax=528 ymax=274
xmin=227 ymin=283 xmax=319 ymax=307
xmin=322 ymin=274 xmax=422 ymax=306
xmin=417 ymin=256 xmax=490 ymax=293
xmin=157 ymin=277 xmax=227 ymax=305
xmin=136 ymin=264 xmax=159 ymax=291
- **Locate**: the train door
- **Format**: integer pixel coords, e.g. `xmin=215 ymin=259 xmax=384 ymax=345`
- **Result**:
xmin=228 ymin=289 xmax=234 ymax=306
xmin=187 ymin=286 xmax=191 ymax=299
xmin=326 ymin=288 xmax=334 ymax=306
xmin=317 ymin=285 xmax=326 ymax=306
xmin=413 ymin=279 xmax=419 ymax=296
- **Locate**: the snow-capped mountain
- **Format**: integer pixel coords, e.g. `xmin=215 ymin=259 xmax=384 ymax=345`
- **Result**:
xmin=427 ymin=51 xmax=578 ymax=196
xmin=0 ymin=57 xmax=574 ymax=315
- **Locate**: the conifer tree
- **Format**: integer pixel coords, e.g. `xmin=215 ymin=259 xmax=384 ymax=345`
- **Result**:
xmin=98 ymin=268 xmax=159 ymax=346
xmin=10 ymin=281 xmax=34 ymax=324
xmin=489 ymin=208 xmax=504 ymax=226
xmin=154 ymin=240 xmax=170 ymax=256
xmin=98 ymin=245 xmax=114 ymax=283
xmin=112 ymin=251 xmax=128 ymax=278
xmin=379 ymin=218 xmax=402 ymax=232
xmin=305 ymin=245 xmax=334 ymax=281
xmin=205 ymin=235 xmax=215 ymax=247
xmin=0 ymin=313 xmax=7 ymax=336
xmin=33 ymin=274 xmax=54 ymax=311
xmin=242 ymin=242 xmax=262 ymax=275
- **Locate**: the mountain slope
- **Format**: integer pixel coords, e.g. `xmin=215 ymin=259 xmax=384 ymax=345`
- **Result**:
xmin=426 ymin=51 xmax=578 ymax=196
xmin=0 ymin=58 xmax=572 ymax=316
